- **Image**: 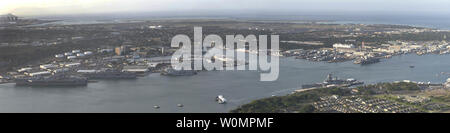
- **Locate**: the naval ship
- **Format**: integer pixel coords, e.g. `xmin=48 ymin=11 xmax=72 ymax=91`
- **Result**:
xmin=15 ymin=76 xmax=88 ymax=86
xmin=83 ymin=70 xmax=137 ymax=79
xmin=160 ymin=67 xmax=197 ymax=76
xmin=354 ymin=56 xmax=380 ymax=65
xmin=301 ymin=74 xmax=364 ymax=89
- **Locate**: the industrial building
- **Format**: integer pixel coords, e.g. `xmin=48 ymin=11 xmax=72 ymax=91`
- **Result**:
xmin=0 ymin=13 xmax=18 ymax=23
xmin=115 ymin=45 xmax=132 ymax=56
xmin=333 ymin=43 xmax=355 ymax=49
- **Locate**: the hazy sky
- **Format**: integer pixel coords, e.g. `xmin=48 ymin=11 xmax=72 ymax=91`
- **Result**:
xmin=1 ymin=0 xmax=450 ymax=16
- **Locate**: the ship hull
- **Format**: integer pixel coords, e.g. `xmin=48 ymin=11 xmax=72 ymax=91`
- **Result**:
xmin=160 ymin=68 xmax=197 ymax=76
xmin=302 ymin=74 xmax=364 ymax=89
xmin=15 ymin=79 xmax=88 ymax=86
xmin=354 ymin=58 xmax=380 ymax=65
xmin=161 ymin=71 xmax=197 ymax=76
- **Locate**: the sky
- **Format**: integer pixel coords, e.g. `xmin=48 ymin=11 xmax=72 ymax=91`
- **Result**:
xmin=1 ymin=0 xmax=450 ymax=17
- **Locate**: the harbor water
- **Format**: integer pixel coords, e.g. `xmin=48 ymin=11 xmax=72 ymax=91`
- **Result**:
xmin=0 ymin=54 xmax=449 ymax=112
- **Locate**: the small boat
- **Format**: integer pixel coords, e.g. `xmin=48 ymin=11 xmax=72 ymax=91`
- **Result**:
xmin=215 ymin=95 xmax=227 ymax=104
xmin=177 ymin=104 xmax=184 ymax=107
xmin=153 ymin=105 xmax=160 ymax=109
xmin=409 ymin=65 xmax=415 ymax=68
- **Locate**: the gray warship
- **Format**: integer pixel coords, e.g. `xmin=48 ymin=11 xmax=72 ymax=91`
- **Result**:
xmin=15 ymin=76 xmax=88 ymax=86
xmin=354 ymin=56 xmax=380 ymax=65
xmin=301 ymin=74 xmax=364 ymax=89
xmin=83 ymin=70 xmax=137 ymax=79
xmin=160 ymin=67 xmax=197 ymax=76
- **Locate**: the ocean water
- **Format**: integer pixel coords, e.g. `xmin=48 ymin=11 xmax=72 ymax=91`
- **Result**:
xmin=244 ymin=13 xmax=450 ymax=30
xmin=31 ymin=12 xmax=450 ymax=29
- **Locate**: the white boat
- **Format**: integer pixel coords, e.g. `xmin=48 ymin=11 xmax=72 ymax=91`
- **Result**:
xmin=216 ymin=95 xmax=227 ymax=104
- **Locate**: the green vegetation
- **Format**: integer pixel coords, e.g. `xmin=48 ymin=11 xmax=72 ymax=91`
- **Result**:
xmin=355 ymin=82 xmax=420 ymax=95
xmin=230 ymin=87 xmax=351 ymax=113
xmin=231 ymin=82 xmax=424 ymax=113
xmin=375 ymin=94 xmax=428 ymax=112
xmin=430 ymin=95 xmax=450 ymax=103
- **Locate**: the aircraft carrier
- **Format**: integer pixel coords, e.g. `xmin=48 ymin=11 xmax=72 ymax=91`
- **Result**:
xmin=15 ymin=76 xmax=88 ymax=86
xmin=354 ymin=56 xmax=381 ymax=65
xmin=83 ymin=70 xmax=137 ymax=79
xmin=160 ymin=67 xmax=197 ymax=76
xmin=301 ymin=74 xmax=364 ymax=89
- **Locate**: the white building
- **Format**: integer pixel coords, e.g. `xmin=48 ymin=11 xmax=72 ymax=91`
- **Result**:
xmin=333 ymin=43 xmax=355 ymax=49
xmin=28 ymin=71 xmax=51 ymax=77
xmin=445 ymin=78 xmax=450 ymax=88
xmin=52 ymin=68 xmax=70 ymax=73
xmin=64 ymin=52 xmax=73 ymax=56
xmin=67 ymin=56 xmax=77 ymax=59
xmin=72 ymin=50 xmax=81 ymax=53
xmin=64 ymin=63 xmax=81 ymax=67
xmin=84 ymin=51 xmax=93 ymax=55
xmin=55 ymin=54 xmax=65 ymax=58
xmin=122 ymin=65 xmax=149 ymax=73
xmin=17 ymin=67 xmax=32 ymax=73
xmin=76 ymin=53 xmax=85 ymax=57
xmin=40 ymin=64 xmax=58 ymax=69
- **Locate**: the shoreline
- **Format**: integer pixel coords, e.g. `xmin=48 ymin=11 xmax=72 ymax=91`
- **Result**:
xmin=20 ymin=17 xmax=441 ymax=30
